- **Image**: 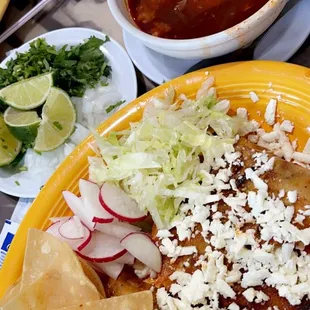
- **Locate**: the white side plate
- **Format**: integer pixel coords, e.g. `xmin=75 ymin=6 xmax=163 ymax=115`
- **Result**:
xmin=123 ymin=30 xmax=200 ymax=85
xmin=0 ymin=27 xmax=137 ymax=198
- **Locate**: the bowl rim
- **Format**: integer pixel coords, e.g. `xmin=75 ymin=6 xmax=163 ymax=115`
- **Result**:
xmin=107 ymin=0 xmax=287 ymax=50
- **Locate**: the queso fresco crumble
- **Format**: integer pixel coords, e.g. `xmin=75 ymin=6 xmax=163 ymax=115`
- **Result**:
xmin=149 ymin=78 xmax=310 ymax=309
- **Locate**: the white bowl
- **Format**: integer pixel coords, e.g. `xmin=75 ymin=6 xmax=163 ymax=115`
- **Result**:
xmin=108 ymin=0 xmax=288 ymax=60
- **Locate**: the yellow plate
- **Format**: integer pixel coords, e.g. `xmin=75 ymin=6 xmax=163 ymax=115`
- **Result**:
xmin=0 ymin=0 xmax=9 ymax=21
xmin=1 ymin=61 xmax=310 ymax=297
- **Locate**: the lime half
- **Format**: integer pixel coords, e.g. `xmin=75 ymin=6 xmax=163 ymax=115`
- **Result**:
xmin=4 ymin=107 xmax=41 ymax=144
xmin=0 ymin=73 xmax=53 ymax=110
xmin=0 ymin=114 xmax=22 ymax=166
xmin=34 ymin=87 xmax=76 ymax=152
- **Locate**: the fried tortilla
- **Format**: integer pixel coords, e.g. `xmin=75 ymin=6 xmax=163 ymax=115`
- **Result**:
xmin=54 ymin=291 xmax=153 ymax=310
xmin=1 ymin=229 xmax=100 ymax=309
xmin=151 ymin=138 xmax=310 ymax=310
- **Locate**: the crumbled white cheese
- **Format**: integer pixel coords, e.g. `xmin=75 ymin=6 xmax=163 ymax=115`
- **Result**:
xmin=214 ymin=99 xmax=230 ymax=114
xmin=303 ymin=138 xmax=310 ymax=154
xmin=242 ymin=288 xmax=256 ymax=302
xmin=302 ymin=210 xmax=310 ymax=216
xmin=237 ymin=107 xmax=248 ymax=120
xmin=295 ymin=213 xmax=305 ymax=225
xmin=255 ymin=291 xmax=270 ymax=303
xmin=228 ymin=303 xmax=240 ymax=310
xmin=264 ymin=99 xmax=277 ymax=125
xmin=287 ymin=190 xmax=297 ymax=203
xmin=157 ymin=230 xmax=173 ymax=239
xmin=280 ymin=120 xmax=294 ymax=133
xmin=278 ymin=189 xmax=285 ymax=198
xmin=245 ymin=168 xmax=268 ymax=191
xmin=249 ymin=91 xmax=259 ymax=103
xmin=133 ymin=262 xmax=151 ymax=279
xmin=196 ymin=76 xmax=214 ymax=99
xmin=293 ymin=152 xmax=310 ymax=164
xmin=261 ymin=131 xmax=279 ymax=143
xmin=155 ymin=103 xmax=310 ymax=309
xmin=241 ymin=269 xmax=271 ymax=288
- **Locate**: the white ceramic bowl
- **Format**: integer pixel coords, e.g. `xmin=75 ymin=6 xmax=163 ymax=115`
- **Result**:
xmin=108 ymin=0 xmax=288 ymax=60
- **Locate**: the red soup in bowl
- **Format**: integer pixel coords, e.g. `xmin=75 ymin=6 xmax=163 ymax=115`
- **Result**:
xmin=127 ymin=0 xmax=270 ymax=40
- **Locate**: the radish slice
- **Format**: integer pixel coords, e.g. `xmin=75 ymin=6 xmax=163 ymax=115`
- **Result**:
xmin=99 ymin=182 xmax=147 ymax=222
xmin=79 ymin=179 xmax=114 ymax=224
xmin=78 ymin=231 xmax=126 ymax=263
xmin=58 ymin=216 xmax=85 ymax=240
xmin=113 ymin=252 xmax=135 ymax=265
xmin=91 ymin=262 xmax=124 ymax=280
xmin=46 ymin=220 xmax=91 ymax=251
xmin=50 ymin=216 xmax=71 ymax=223
xmin=95 ymin=221 xmax=141 ymax=239
xmin=121 ymin=232 xmax=162 ymax=273
xmin=62 ymin=191 xmax=95 ymax=231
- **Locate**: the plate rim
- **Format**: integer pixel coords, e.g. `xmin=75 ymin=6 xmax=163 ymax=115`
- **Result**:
xmin=0 ymin=27 xmax=137 ymax=198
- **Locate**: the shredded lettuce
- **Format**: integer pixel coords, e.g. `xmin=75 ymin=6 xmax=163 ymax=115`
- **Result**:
xmin=89 ymin=82 xmax=256 ymax=228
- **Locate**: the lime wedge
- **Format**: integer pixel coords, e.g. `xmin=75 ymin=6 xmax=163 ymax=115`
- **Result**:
xmin=4 ymin=107 xmax=41 ymax=144
xmin=34 ymin=87 xmax=76 ymax=152
xmin=0 ymin=73 xmax=53 ymax=110
xmin=0 ymin=114 xmax=22 ymax=166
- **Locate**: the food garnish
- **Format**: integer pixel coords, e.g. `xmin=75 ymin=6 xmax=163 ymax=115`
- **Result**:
xmin=105 ymin=100 xmax=125 ymax=114
xmin=3 ymin=74 xmax=310 ymax=310
xmin=0 ymin=73 xmax=53 ymax=110
xmin=0 ymin=114 xmax=22 ymax=166
xmin=33 ymin=87 xmax=76 ymax=152
xmin=0 ymin=37 xmax=111 ymax=97
xmin=0 ymin=229 xmax=153 ymax=309
xmin=86 ymin=76 xmax=310 ymax=309
xmin=89 ymin=82 xmax=255 ymax=228
xmin=4 ymin=107 xmax=41 ymax=145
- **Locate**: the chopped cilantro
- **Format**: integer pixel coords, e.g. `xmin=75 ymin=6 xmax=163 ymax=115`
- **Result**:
xmin=105 ymin=100 xmax=125 ymax=114
xmin=53 ymin=121 xmax=63 ymax=130
xmin=19 ymin=166 xmax=28 ymax=172
xmin=100 ymin=81 xmax=109 ymax=87
xmin=15 ymin=180 xmax=20 ymax=186
xmin=0 ymin=36 xmax=111 ymax=97
xmin=10 ymin=149 xmax=26 ymax=168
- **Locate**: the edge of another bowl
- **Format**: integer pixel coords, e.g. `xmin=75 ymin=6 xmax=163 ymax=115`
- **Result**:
xmin=108 ymin=0 xmax=287 ymax=59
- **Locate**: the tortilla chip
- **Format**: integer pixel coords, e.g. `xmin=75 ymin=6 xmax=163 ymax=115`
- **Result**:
xmin=1 ymin=229 xmax=100 ymax=309
xmin=79 ymin=258 xmax=106 ymax=298
xmin=54 ymin=291 xmax=153 ymax=310
xmin=2 ymin=269 xmax=101 ymax=310
xmin=0 ymin=279 xmax=21 ymax=306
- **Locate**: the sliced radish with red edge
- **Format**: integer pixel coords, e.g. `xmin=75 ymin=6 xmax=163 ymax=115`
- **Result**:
xmin=62 ymin=191 xmax=95 ymax=231
xmin=50 ymin=216 xmax=71 ymax=223
xmin=99 ymin=182 xmax=147 ymax=222
xmin=78 ymin=231 xmax=126 ymax=263
xmin=121 ymin=232 xmax=162 ymax=273
xmin=58 ymin=216 xmax=85 ymax=240
xmin=95 ymin=221 xmax=141 ymax=239
xmin=113 ymin=252 xmax=135 ymax=265
xmin=79 ymin=179 xmax=114 ymax=224
xmin=91 ymin=262 xmax=124 ymax=280
xmin=46 ymin=220 xmax=91 ymax=251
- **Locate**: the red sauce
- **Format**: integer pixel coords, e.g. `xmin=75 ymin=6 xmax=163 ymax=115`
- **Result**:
xmin=127 ymin=0 xmax=269 ymax=40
